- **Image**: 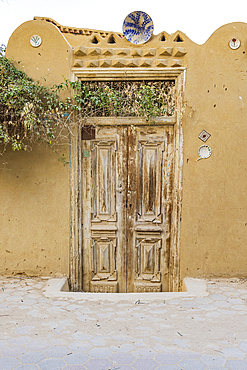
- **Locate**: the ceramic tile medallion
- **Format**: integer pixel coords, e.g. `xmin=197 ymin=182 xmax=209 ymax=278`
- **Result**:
xmin=123 ymin=11 xmax=154 ymax=45
xmin=198 ymin=129 xmax=211 ymax=142
xmin=229 ymin=38 xmax=241 ymax=50
xmin=198 ymin=145 xmax=212 ymax=159
xmin=30 ymin=35 xmax=42 ymax=48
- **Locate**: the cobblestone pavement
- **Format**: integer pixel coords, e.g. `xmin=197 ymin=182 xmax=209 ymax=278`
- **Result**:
xmin=0 ymin=277 xmax=247 ymax=370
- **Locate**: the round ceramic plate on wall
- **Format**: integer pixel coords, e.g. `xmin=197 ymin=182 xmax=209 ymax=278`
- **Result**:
xmin=229 ymin=38 xmax=241 ymax=50
xmin=30 ymin=35 xmax=42 ymax=48
xmin=198 ymin=145 xmax=212 ymax=159
xmin=123 ymin=11 xmax=154 ymax=45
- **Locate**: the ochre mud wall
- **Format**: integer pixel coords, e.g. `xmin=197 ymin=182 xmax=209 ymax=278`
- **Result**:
xmin=180 ymin=23 xmax=247 ymax=279
xmin=0 ymin=144 xmax=70 ymax=276
xmin=3 ymin=17 xmax=247 ymax=281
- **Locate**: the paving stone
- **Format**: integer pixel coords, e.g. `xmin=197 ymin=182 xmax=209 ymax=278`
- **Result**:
xmin=112 ymin=335 xmax=130 ymax=342
xmin=176 ymin=351 xmax=200 ymax=358
xmin=62 ymin=366 xmax=87 ymax=370
xmin=88 ymin=347 xmax=113 ymax=358
xmin=227 ymin=298 xmax=244 ymax=305
xmin=231 ymin=305 xmax=247 ymax=310
xmin=0 ymin=357 xmax=20 ymax=370
xmin=6 ymin=296 xmax=23 ymax=302
xmin=0 ymin=339 xmax=8 ymax=348
xmin=213 ymin=301 xmax=232 ymax=308
xmin=221 ymin=347 xmax=245 ymax=358
xmin=210 ymin=294 xmax=227 ymax=301
xmin=90 ymin=336 xmax=106 ymax=346
xmin=26 ymin=339 xmax=51 ymax=351
xmin=50 ymin=338 xmax=67 ymax=345
xmin=154 ymin=344 xmax=177 ymax=352
xmin=155 ymin=353 xmax=181 ymax=364
xmin=132 ymin=348 xmax=157 ymax=358
xmin=180 ymin=301 xmax=199 ymax=308
xmin=44 ymin=345 xmax=70 ymax=357
xmin=27 ymin=309 xmax=42 ymax=317
xmin=68 ymin=341 xmax=92 ymax=352
xmin=173 ymin=339 xmax=190 ymax=347
xmin=64 ymin=353 xmax=90 ymax=365
xmin=78 ymin=314 xmax=96 ymax=322
xmin=167 ymin=299 xmax=181 ymax=305
xmin=39 ymin=358 xmax=66 ymax=370
xmin=135 ymin=326 xmax=152 ymax=331
xmin=51 ymin=301 xmax=69 ymax=306
xmin=239 ymin=341 xmax=247 ymax=353
xmin=109 ymin=352 xmax=135 ymax=363
xmin=9 ymin=336 xmax=32 ymax=345
xmin=179 ymin=359 xmax=206 ymax=370
xmin=200 ymin=354 xmax=226 ymax=366
xmin=199 ymin=304 xmax=217 ymax=311
xmin=195 ymin=297 xmax=213 ymax=304
xmin=1 ymin=345 xmax=26 ymax=357
xmin=157 ymin=366 xmax=182 ymax=370
xmin=206 ymin=312 xmax=221 ymax=317
xmin=16 ymin=325 xmax=35 ymax=334
xmin=19 ymin=351 xmax=45 ymax=364
xmin=110 ymin=366 xmax=133 ymax=370
xmin=21 ymin=299 xmax=37 ymax=305
xmin=149 ymin=309 xmax=168 ymax=314
xmin=225 ymin=359 xmax=247 ymax=370
xmin=110 ymin=344 xmax=135 ymax=352
xmin=84 ymin=359 xmax=112 ymax=370
xmin=217 ymin=309 xmax=238 ymax=315
xmin=15 ymin=366 xmax=39 ymax=370
xmin=194 ymin=315 xmax=205 ymax=322
xmin=72 ymin=332 xmax=93 ymax=341
xmin=132 ymin=358 xmax=159 ymax=370
xmin=151 ymin=336 xmax=168 ymax=342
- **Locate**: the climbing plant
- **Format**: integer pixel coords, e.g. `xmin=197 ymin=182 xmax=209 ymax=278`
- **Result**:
xmin=0 ymin=51 xmax=176 ymax=155
xmin=69 ymin=80 xmax=175 ymax=118
xmin=0 ymin=49 xmax=72 ymax=153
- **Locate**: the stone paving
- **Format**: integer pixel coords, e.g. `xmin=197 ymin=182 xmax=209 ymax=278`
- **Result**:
xmin=0 ymin=277 xmax=247 ymax=370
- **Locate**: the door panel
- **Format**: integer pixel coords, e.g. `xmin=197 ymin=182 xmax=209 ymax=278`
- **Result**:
xmin=82 ymin=124 xmax=174 ymax=292
xmin=126 ymin=126 xmax=173 ymax=292
xmin=82 ymin=126 xmax=127 ymax=293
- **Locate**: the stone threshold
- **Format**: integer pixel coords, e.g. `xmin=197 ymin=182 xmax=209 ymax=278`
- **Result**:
xmin=43 ymin=278 xmax=208 ymax=301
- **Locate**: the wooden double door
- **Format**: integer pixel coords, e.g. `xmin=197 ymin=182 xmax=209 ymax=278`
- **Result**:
xmin=82 ymin=123 xmax=174 ymax=292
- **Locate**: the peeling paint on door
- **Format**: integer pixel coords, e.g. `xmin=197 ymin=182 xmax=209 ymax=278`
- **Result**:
xmin=82 ymin=123 xmax=175 ymax=292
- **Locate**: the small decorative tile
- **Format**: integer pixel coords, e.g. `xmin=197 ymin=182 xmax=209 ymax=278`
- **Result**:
xmin=30 ymin=35 xmax=42 ymax=48
xmin=198 ymin=145 xmax=212 ymax=159
xmin=229 ymin=38 xmax=241 ymax=50
xmin=198 ymin=130 xmax=211 ymax=142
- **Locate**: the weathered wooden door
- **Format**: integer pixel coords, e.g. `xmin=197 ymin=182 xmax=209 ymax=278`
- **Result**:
xmin=82 ymin=123 xmax=174 ymax=292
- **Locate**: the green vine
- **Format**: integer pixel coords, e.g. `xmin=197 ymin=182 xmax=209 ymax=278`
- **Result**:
xmin=0 ymin=50 xmax=176 ymax=155
xmin=0 ymin=48 xmax=71 ymax=153
xmin=69 ymin=80 xmax=175 ymax=118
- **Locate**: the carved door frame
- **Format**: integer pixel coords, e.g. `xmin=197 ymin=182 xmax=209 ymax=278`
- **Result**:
xmin=69 ymin=68 xmax=185 ymax=292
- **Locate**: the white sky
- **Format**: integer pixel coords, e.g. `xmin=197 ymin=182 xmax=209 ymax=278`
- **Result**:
xmin=1 ymin=0 xmax=247 ymax=47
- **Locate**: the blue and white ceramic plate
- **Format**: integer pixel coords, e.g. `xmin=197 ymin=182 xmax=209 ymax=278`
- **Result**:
xmin=123 ymin=11 xmax=154 ymax=45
